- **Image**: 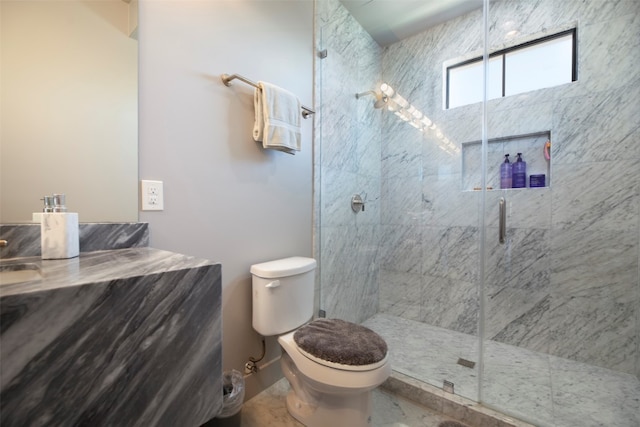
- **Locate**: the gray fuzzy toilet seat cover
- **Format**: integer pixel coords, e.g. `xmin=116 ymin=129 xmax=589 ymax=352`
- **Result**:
xmin=293 ymin=318 xmax=387 ymax=366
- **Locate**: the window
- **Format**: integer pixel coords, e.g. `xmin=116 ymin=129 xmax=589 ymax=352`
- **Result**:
xmin=448 ymin=56 xmax=502 ymax=108
xmin=446 ymin=29 xmax=576 ymax=109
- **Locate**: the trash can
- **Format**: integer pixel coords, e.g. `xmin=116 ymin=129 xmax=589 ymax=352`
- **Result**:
xmin=212 ymin=370 xmax=244 ymax=427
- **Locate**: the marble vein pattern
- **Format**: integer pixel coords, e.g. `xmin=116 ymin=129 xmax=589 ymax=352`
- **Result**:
xmin=379 ymin=270 xmax=422 ymax=321
xmin=318 ymin=0 xmax=639 ymax=416
xmin=551 ymin=159 xmax=639 ymax=233
xmin=383 ymin=372 xmax=536 ymax=427
xmin=375 ymin=0 xmax=638 ymax=377
xmin=381 ymin=175 xmax=424 ymax=226
xmin=420 ymin=275 xmax=478 ymax=335
xmin=0 ymin=248 xmax=222 ymax=427
xmin=0 ymin=223 xmax=149 ymax=259
xmin=320 ymin=224 xmax=380 ymax=323
xmin=484 ymin=228 xmax=552 ymax=348
xmin=381 ymin=122 xmax=423 ymax=182
xmin=364 ymin=313 xmax=640 ymax=427
xmin=316 ymin=0 xmax=383 ymax=325
xmin=547 ymin=228 xmax=638 ymax=373
xmin=552 ymin=81 xmax=640 ymax=164
xmin=363 ymin=314 xmax=480 ymax=402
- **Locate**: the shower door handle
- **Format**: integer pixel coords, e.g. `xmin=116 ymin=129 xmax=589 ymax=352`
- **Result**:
xmin=499 ymin=197 xmax=506 ymax=244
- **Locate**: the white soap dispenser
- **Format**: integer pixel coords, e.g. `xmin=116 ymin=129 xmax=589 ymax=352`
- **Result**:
xmin=41 ymin=193 xmax=79 ymax=259
xmin=32 ymin=195 xmax=54 ymax=223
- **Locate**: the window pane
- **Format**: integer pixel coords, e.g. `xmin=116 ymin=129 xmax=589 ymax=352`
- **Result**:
xmin=448 ymin=56 xmax=502 ymax=108
xmin=487 ymin=57 xmax=503 ymax=101
xmin=505 ymin=34 xmax=573 ymax=96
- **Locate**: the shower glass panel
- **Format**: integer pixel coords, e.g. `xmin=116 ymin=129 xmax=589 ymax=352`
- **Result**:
xmin=481 ymin=1 xmax=640 ymax=425
xmin=374 ymin=11 xmax=486 ymax=402
xmin=315 ymin=0 xmax=384 ymax=326
xmin=315 ymin=0 xmax=485 ymax=403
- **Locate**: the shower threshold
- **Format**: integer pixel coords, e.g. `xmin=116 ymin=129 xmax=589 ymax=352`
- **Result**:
xmin=382 ymin=371 xmax=533 ymax=427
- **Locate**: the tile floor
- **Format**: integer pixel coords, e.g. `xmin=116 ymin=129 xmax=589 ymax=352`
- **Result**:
xmin=236 ymin=314 xmax=639 ymax=427
xmin=240 ymin=378 xmax=466 ymax=427
xmin=363 ymin=314 xmax=640 ymax=427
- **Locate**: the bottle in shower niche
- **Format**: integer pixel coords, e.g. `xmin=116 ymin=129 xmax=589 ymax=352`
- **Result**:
xmin=500 ymin=154 xmax=512 ymax=189
xmin=512 ymin=153 xmax=527 ymax=188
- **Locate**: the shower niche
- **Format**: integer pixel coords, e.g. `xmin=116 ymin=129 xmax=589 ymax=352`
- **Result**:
xmin=461 ymin=131 xmax=551 ymax=191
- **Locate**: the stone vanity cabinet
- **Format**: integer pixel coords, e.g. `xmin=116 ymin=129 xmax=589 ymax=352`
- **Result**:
xmin=0 ymin=224 xmax=223 ymax=427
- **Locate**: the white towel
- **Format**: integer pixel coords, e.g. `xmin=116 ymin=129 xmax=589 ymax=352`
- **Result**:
xmin=253 ymin=81 xmax=301 ymax=154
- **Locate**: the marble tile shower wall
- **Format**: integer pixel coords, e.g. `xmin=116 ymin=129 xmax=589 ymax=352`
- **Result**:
xmin=315 ymin=0 xmax=383 ymax=324
xmin=378 ymin=10 xmax=485 ymax=337
xmin=378 ymin=0 xmax=639 ymax=376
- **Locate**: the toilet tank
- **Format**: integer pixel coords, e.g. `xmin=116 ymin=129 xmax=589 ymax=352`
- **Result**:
xmin=250 ymin=257 xmax=316 ymax=336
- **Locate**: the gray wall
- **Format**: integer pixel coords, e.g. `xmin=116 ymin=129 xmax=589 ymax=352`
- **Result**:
xmin=138 ymin=0 xmax=314 ymax=400
xmin=380 ymin=0 xmax=639 ymax=375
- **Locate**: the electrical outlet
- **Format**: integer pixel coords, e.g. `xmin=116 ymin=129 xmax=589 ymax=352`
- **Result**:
xmin=140 ymin=180 xmax=164 ymax=211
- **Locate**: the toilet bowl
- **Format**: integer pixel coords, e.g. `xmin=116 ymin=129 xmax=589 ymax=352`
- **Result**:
xmin=250 ymin=257 xmax=390 ymax=427
xmin=278 ymin=329 xmax=391 ymax=427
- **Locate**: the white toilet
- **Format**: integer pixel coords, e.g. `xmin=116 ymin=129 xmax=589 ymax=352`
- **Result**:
xmin=250 ymin=256 xmax=391 ymax=427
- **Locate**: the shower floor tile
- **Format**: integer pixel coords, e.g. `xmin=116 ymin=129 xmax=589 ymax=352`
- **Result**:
xmin=363 ymin=314 xmax=480 ymax=400
xmin=363 ymin=313 xmax=640 ymax=427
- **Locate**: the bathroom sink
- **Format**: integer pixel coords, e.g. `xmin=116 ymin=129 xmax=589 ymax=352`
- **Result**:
xmin=0 ymin=263 xmax=42 ymax=285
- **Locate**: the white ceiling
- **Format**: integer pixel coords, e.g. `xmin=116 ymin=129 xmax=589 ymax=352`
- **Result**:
xmin=339 ymin=0 xmax=483 ymax=46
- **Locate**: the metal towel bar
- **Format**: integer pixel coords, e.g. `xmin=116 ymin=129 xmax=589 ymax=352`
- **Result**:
xmin=221 ymin=73 xmax=315 ymax=119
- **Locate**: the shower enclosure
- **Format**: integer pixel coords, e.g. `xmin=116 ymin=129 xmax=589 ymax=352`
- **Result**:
xmin=315 ymin=0 xmax=639 ymax=426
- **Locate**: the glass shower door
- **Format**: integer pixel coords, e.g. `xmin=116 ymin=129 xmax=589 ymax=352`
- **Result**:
xmin=315 ymin=0 xmax=486 ymax=404
xmin=480 ymin=1 xmax=640 ymax=426
xmin=315 ymin=1 xmax=384 ymax=325
xmin=371 ymin=3 xmax=486 ymax=404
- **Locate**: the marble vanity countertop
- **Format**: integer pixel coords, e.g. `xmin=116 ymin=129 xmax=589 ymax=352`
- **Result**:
xmin=0 ymin=247 xmax=216 ymax=297
xmin=1 ymin=246 xmax=223 ymax=426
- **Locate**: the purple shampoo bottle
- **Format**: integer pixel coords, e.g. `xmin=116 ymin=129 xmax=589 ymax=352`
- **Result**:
xmin=512 ymin=152 xmax=527 ymax=188
xmin=500 ymin=154 xmax=512 ymax=189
